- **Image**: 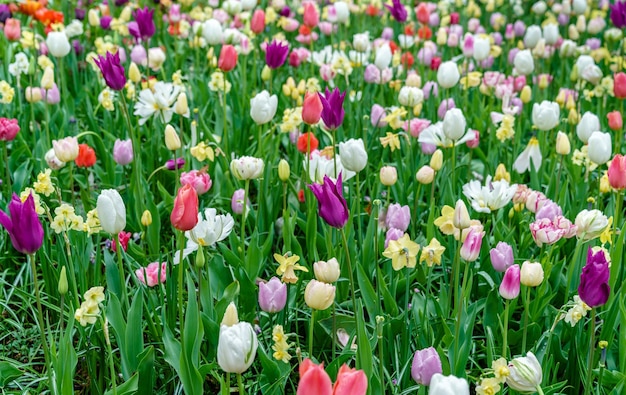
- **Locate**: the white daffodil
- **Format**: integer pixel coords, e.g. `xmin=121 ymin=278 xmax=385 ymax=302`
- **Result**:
xmin=462 ymin=176 xmax=518 ymax=214
xmin=513 ymin=137 xmax=543 ymax=173
xmin=133 ymin=81 xmax=181 ymax=125
xmin=418 ymin=122 xmax=477 ymax=148
xmin=174 ymin=208 xmax=234 ymax=264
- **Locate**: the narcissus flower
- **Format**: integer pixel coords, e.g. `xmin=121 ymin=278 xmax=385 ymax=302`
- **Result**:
xmin=275 ymin=253 xmax=309 ymax=283
xmin=383 ymin=233 xmax=420 ymax=270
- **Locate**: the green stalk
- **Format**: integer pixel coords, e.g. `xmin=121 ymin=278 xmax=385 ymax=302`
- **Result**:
xmin=29 ymin=254 xmax=53 ymax=388
xmin=355 ymin=172 xmax=363 ymax=249
xmin=502 ymin=299 xmax=510 ymax=358
xmin=177 ymin=231 xmax=185 ymax=342
xmin=240 ymin=179 xmax=250 ymax=262
xmin=3 ymin=142 xmax=11 ymax=194
xmin=585 ymin=309 xmax=597 ymax=395
xmin=237 ymin=373 xmax=244 ymax=395
xmin=340 ymin=228 xmax=357 ymax=318
xmin=521 ymin=286 xmax=531 ymax=352
xmin=115 ymin=235 xmax=128 ymax=307
xmin=222 ymin=91 xmax=229 ymax=156
xmin=309 ymin=309 xmax=315 ymax=357
xmin=451 ymin=144 xmax=457 ymax=197
xmin=102 ymin=317 xmax=118 ymax=395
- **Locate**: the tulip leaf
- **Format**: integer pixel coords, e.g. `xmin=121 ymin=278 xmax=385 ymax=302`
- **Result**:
xmin=103 ymin=373 xmax=138 ymax=395
xmin=0 ymin=361 xmax=22 ymax=387
xmin=125 ymin=288 xmax=144 ymax=377
xmin=355 ymin=299 xmax=373 ymax=381
xmin=355 ymin=262 xmax=378 ymax=319
xmin=136 ymin=347 xmax=155 ymax=395
xmin=257 ymin=344 xmax=286 ymax=395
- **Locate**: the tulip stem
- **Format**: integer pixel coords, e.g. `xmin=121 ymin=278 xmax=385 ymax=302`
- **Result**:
xmin=119 ymin=94 xmax=143 ymax=218
xmin=521 ymin=286 xmax=531 ymax=352
xmin=222 ymin=91 xmax=229 ymax=156
xmin=585 ymin=308 xmax=597 ymax=395
xmin=237 ymin=373 xmax=244 ymax=395
xmin=115 ymin=235 xmax=128 ymax=307
xmin=309 ymin=309 xmax=315 ymax=357
xmin=3 ymin=142 xmax=11 ymax=194
xmin=451 ymin=144 xmax=457 ymax=197
xmin=177 ymin=231 xmax=185 ymax=343
xmin=340 ymin=228 xmax=358 ymax=318
xmin=502 ymin=299 xmax=510 ymax=358
xmin=257 ymin=124 xmax=263 ymax=157
xmin=355 ymin=172 xmax=363 ymax=250
xmin=565 ymin=238 xmax=585 ymax=306
xmin=102 ymin=316 xmax=118 ymax=395
xmin=240 ymin=179 xmax=250 ymax=262
xmin=29 ymin=254 xmax=52 ymax=388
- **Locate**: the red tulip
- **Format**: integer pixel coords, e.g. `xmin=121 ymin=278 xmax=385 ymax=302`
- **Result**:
xmin=75 ymin=144 xmax=97 ymax=167
xmin=170 ymin=184 xmax=199 ymax=231
xmin=250 ymin=10 xmax=265 ymax=34
xmin=608 ymin=154 xmax=626 ymax=189
xmin=218 ymin=45 xmax=238 ymax=72
xmin=297 ymin=132 xmax=319 ymax=154
xmin=614 ymin=72 xmax=626 ymax=99
xmin=332 ymin=364 xmax=368 ymax=395
xmin=297 ymin=359 xmax=332 ymax=395
xmin=607 ymin=110 xmax=623 ymax=131
xmin=302 ymin=92 xmax=323 ymax=125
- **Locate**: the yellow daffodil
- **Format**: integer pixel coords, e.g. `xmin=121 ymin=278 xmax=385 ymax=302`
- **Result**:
xmin=492 ymin=357 xmax=510 ymax=382
xmin=420 ymin=238 xmax=446 ymax=267
xmin=380 ymin=132 xmax=401 ymax=152
xmin=383 ymin=234 xmax=420 ymax=271
xmin=600 ymin=217 xmax=614 ymax=245
xmin=275 ymin=253 xmax=308 ymax=283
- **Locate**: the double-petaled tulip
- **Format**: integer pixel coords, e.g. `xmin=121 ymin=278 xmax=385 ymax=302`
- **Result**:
xmin=0 ymin=118 xmax=20 ymax=141
xmin=608 ymin=154 xmax=626 ymax=189
xmin=250 ymin=90 xmax=278 ymax=125
xmin=514 ymin=49 xmax=534 ymax=75
xmin=94 ymin=51 xmax=126 ymax=91
xmin=338 ymin=138 xmax=368 ymax=173
xmin=258 ymin=277 xmax=287 ymax=313
xmin=578 ymin=247 xmax=610 ymax=307
xmin=575 ymin=209 xmax=609 ymax=240
xmin=265 ymin=40 xmax=289 ymax=69
xmin=318 ymin=88 xmax=346 ymax=130
xmin=308 ymin=173 xmax=349 ymax=228
xmin=170 ymin=184 xmax=199 ymax=231
xmin=230 ymin=156 xmax=265 ymax=180
xmin=97 ymin=189 xmax=126 ymax=235
xmin=411 ymin=347 xmax=443 ymax=385
xmin=218 ymin=44 xmax=238 ymax=72
xmin=499 ymin=264 xmax=521 ymax=299
xmin=302 ymin=92 xmax=323 ymax=125
xmin=46 ymin=31 xmax=71 ymax=58
xmin=180 ymin=170 xmax=212 ymax=195
xmin=135 ymin=262 xmax=167 ymax=287
xmin=129 ymin=7 xmax=155 ymax=41
xmin=0 ymin=193 xmax=44 ymax=254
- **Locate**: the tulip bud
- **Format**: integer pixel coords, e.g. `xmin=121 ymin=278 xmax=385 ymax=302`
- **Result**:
xmin=520 ymin=85 xmax=532 ymax=103
xmin=195 ymin=247 xmax=205 ymax=268
xmin=430 ymin=149 xmax=443 ymax=171
xmin=96 ymin=189 xmax=126 ymax=235
xmin=128 ymin=62 xmax=141 ymax=83
xmin=607 ymin=111 xmax=623 ymax=131
xmin=416 ymin=165 xmax=435 ymax=184
xmin=587 ymin=131 xmax=612 ymax=165
xmin=453 ymin=200 xmax=471 ymax=229
xmin=175 ymin=92 xmax=189 ymax=116
xmin=141 ymin=209 xmax=152 ymax=226
xmin=442 ymin=108 xmax=467 ymax=141
xmin=556 ymin=131 xmax=571 ymax=155
xmin=58 ymin=266 xmax=68 ymax=295
xmin=222 ymin=302 xmax=239 ymax=326
xmin=494 ymin=163 xmax=511 ymax=183
xmin=278 ymin=159 xmax=290 ymax=182
xmin=164 ymin=125 xmax=181 ymax=150
xmin=507 ymin=352 xmax=543 ymax=393
xmin=313 ymin=258 xmax=340 ymax=283
xmin=380 ymin=166 xmax=398 ymax=186
xmin=41 ymin=67 xmax=55 ymax=90
xmin=608 ymin=154 xmax=626 ymax=189
xmin=460 ymin=227 xmax=484 ymax=262
xmin=261 ymin=65 xmax=272 ymax=81
xmin=520 ymin=261 xmax=544 ymax=287
xmin=88 ymin=9 xmax=100 ymax=27
xmin=304 ymin=279 xmax=336 ymax=310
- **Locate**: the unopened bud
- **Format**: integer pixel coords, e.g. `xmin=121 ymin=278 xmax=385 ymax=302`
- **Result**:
xmin=164 ymin=124 xmax=181 ymax=150
xmin=222 ymin=302 xmax=239 ymax=326
xmin=58 ymin=266 xmax=68 ymax=295
xmin=278 ymin=159 xmax=290 ymax=182
xmin=416 ymin=165 xmax=435 ymax=184
xmin=128 ymin=62 xmax=141 ymax=83
xmin=195 ymin=247 xmax=205 ymax=268
xmin=175 ymin=92 xmax=189 ymax=116
xmin=430 ymin=149 xmax=443 ymax=171
xmin=556 ymin=131 xmax=571 ymax=155
xmin=141 ymin=210 xmax=152 ymax=226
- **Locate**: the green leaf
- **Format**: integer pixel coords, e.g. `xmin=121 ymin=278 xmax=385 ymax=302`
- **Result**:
xmin=355 ymin=300 xmax=373 ymax=384
xmin=0 ymin=361 xmax=22 ymax=387
xmin=136 ymin=347 xmax=155 ymax=395
xmin=356 ymin=262 xmax=378 ymax=318
xmin=125 ymin=288 xmax=145 ymax=377
xmin=104 ymin=373 xmax=139 ymax=395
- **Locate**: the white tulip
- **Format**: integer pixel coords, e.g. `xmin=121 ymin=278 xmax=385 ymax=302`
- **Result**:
xmin=46 ymin=31 xmax=71 ymax=58
xmin=429 ymin=373 xmax=470 ymax=395
xmin=96 ymin=189 xmax=126 ymax=235
xmin=523 ymin=25 xmax=542 ymax=49
xmin=507 ymin=352 xmax=543 ymax=393
xmin=514 ymin=50 xmax=534 ymax=75
xmin=353 ymin=33 xmax=370 ymax=52
xmin=339 ymin=138 xmax=368 ymax=173
xmin=333 ymin=1 xmax=350 ymax=23
xmin=442 ymin=108 xmax=467 ymax=141
xmin=572 ymin=0 xmax=587 ymax=14
xmin=398 ymin=86 xmax=424 ymax=107
xmin=437 ymin=61 xmax=460 ymax=89
xmin=531 ymin=101 xmax=560 ymax=131
xmin=575 ymin=209 xmax=609 ymax=240
xmin=473 ymin=36 xmax=490 ymax=61
xmin=576 ymin=112 xmax=600 ymax=143
xmin=217 ymin=322 xmax=258 ymax=373
xmin=543 ymin=23 xmax=559 ymax=45
xmin=202 ymin=19 xmax=223 ymax=45
xmin=374 ymin=44 xmax=392 ymax=70
xmin=587 ymin=131 xmax=612 ymax=165
xmin=250 ymin=90 xmax=278 ymax=125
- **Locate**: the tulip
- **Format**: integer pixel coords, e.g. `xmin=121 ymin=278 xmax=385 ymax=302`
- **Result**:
xmin=75 ymin=144 xmax=96 ymax=168
xmin=304 ymin=279 xmax=336 ymax=310
xmin=135 ymin=262 xmax=167 ymax=287
xmin=302 ymin=92 xmax=323 ymax=125
xmin=41 ymin=67 xmax=55 ymax=90
xmin=303 ymin=2 xmax=319 ymax=28
xmin=0 ymin=118 xmax=20 ymax=141
xmin=94 ymin=51 xmax=126 ymax=91
xmin=25 ymin=87 xmax=43 ymax=103
xmin=555 ymin=131 xmax=571 ymax=155
xmin=473 ymin=36 xmax=490 ymax=61
xmin=578 ymin=247 xmax=610 ymax=307
xmin=313 ymin=258 xmax=340 ymax=283
xmin=297 ymin=133 xmax=319 ymax=153
xmin=218 ymin=44 xmax=238 ymax=72
xmin=374 ymin=44 xmax=392 ymax=70
xmin=265 ymin=40 xmax=289 ymax=69
xmin=614 ymin=72 xmax=626 ymax=98
xmin=333 ymin=1 xmax=350 ymax=23
xmin=507 ymin=352 xmax=543 ymax=393
xmin=0 ymin=193 xmax=44 ymax=254
xmin=170 ymin=184 xmax=199 ymax=231
xmin=416 ymin=165 xmax=435 ymax=184
xmin=278 ymin=159 xmax=290 ymax=182
xmin=520 ymin=261 xmax=544 ymax=287
xmin=523 ymin=25 xmax=542 ymax=48
xmin=385 ymin=204 xmax=411 ymax=232
xmin=297 ymin=359 xmax=333 ymax=395
xmin=436 ymin=61 xmax=460 ymax=89
xmin=217 ymin=322 xmax=258 ymax=373
xmin=180 ymin=170 xmax=212 ymax=195
xmin=53 ymin=137 xmax=79 ymax=163
xmin=442 ymin=108 xmax=467 ymax=141
xmin=333 ymin=364 xmax=368 ymax=395
xmin=318 ymin=88 xmax=346 ymax=130
xmin=380 ymin=166 xmax=398 ymax=186
xmin=575 ymin=209 xmax=609 ymax=241
xmin=250 ymin=90 xmax=278 ymax=125
xmin=113 ymin=139 xmax=133 ymax=165
xmin=499 ymin=264 xmax=521 ymax=299
xmin=46 ymin=31 xmax=71 ymax=58
xmin=308 ymin=173 xmax=349 ymax=228
xmin=96 ymin=189 xmax=126 ymax=235
xmin=398 ymin=86 xmax=424 ymax=107
xmin=429 ymin=373 xmax=470 ymax=395
xmin=385 ymin=0 xmax=407 ymax=22
xmin=514 ymin=49 xmax=534 ymax=75
xmin=175 ymin=92 xmax=189 ymax=117
xmin=608 ymin=154 xmax=626 ymax=189
xmin=460 ymin=227 xmax=484 ymax=262
xmin=141 ymin=210 xmax=152 ymax=227
xmin=164 ymin=125 xmax=181 ymax=150
xmin=587 ymin=131 xmax=612 ymax=165
xmin=230 ymin=156 xmax=265 ymax=180
xmin=576 ymin=112 xmax=600 ymax=143
xmin=231 ymin=189 xmax=248 ymax=215
xmin=453 ymin=200 xmax=471 ymax=229
xmin=490 ymin=242 xmax=514 ymax=272
xmin=250 ymin=10 xmax=265 ymax=34
xmin=338 ymin=138 xmax=368 ymax=173
xmin=411 ymin=347 xmax=442 ymax=385
xmin=607 ymin=111 xmax=623 ymax=131
xmin=3 ymin=18 xmax=20 ymax=41
xmin=129 ymin=7 xmax=155 ymax=41
xmin=258 ymin=277 xmax=287 ymax=313
xmin=532 ymin=101 xmax=560 ymax=131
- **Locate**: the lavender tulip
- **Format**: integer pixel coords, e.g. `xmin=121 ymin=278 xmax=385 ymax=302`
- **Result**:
xmin=265 ymin=40 xmax=289 ymax=69
xmin=0 ymin=193 xmax=44 ymax=254
xmin=385 ymin=203 xmax=411 ymax=232
xmin=489 ymin=242 xmax=514 ymax=272
xmin=258 ymin=277 xmax=287 ymax=313
xmin=94 ymin=51 xmax=126 ymax=91
xmin=411 ymin=347 xmax=442 ymax=385
xmin=113 ymin=139 xmax=133 ymax=165
xmin=308 ymin=173 xmax=349 ymax=228
xmin=578 ymin=248 xmax=610 ymax=307
xmin=318 ymin=87 xmax=346 ymax=130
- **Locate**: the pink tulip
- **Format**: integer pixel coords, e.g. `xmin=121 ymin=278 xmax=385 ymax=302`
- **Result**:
xmin=499 ymin=264 xmax=521 ymax=299
xmin=333 ymin=364 xmax=368 ymax=395
xmin=135 ymin=262 xmax=167 ymax=287
xmin=297 ymin=359 xmax=332 ymax=395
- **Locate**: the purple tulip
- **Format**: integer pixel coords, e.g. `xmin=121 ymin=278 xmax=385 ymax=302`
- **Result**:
xmin=385 ymin=203 xmax=411 ymax=232
xmin=94 ymin=51 xmax=126 ymax=91
xmin=411 ymin=347 xmax=442 ymax=385
xmin=499 ymin=264 xmax=521 ymax=299
xmin=0 ymin=4 xmax=12 ymax=23
xmin=100 ymin=15 xmax=112 ymax=30
xmin=113 ymin=139 xmax=133 ymax=165
xmin=535 ymin=200 xmax=562 ymax=221
xmin=308 ymin=173 xmax=349 ymax=228
xmin=611 ymin=1 xmax=626 ymax=28
xmin=0 ymin=193 xmax=44 ymax=255
xmin=265 ymin=40 xmax=289 ymax=69
xmin=385 ymin=227 xmax=404 ymax=248
xmin=44 ymin=84 xmax=61 ymax=104
xmin=74 ymin=8 xmax=86 ymax=20
xmin=437 ymin=98 xmax=455 ymax=120
xmin=371 ymin=104 xmax=387 ymax=127
xmin=490 ymin=242 xmax=514 ymax=272
xmin=258 ymin=277 xmax=287 ymax=313
xmin=166 ymin=158 xmax=185 ymax=170
xmin=231 ymin=188 xmax=248 ymax=215
xmin=578 ymin=248 xmax=610 ymax=307
xmin=318 ymin=87 xmax=346 ymax=130
xmin=385 ymin=0 xmax=407 ymax=22
xmin=129 ymin=7 xmax=155 ymax=41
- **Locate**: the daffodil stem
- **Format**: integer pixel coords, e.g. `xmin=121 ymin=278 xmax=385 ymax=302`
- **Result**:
xmin=502 ymin=299 xmax=510 ymax=358
xmin=240 ymin=179 xmax=250 ymax=262
xmin=340 ymin=228 xmax=357 ymax=318
xmin=29 ymin=254 xmax=52 ymax=388
xmin=309 ymin=309 xmax=315 ymax=357
xmin=177 ymin=231 xmax=185 ymax=343
xmin=585 ymin=308 xmax=597 ymax=395
xmin=237 ymin=373 xmax=244 ymax=395
xmin=522 ymin=286 xmax=531 ymax=352
xmin=102 ymin=316 xmax=118 ymax=395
